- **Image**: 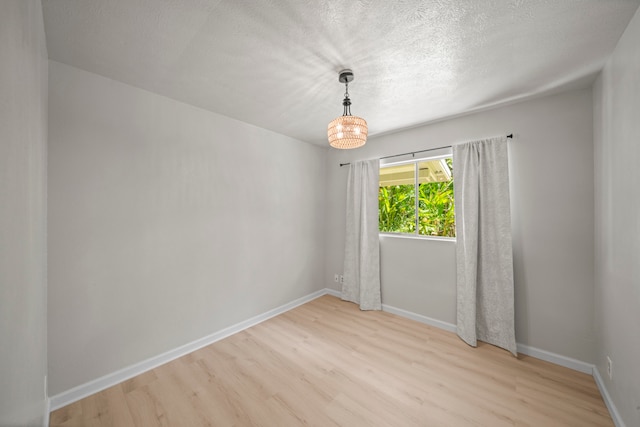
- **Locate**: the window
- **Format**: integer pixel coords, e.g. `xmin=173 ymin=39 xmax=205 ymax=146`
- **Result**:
xmin=379 ymin=156 xmax=455 ymax=238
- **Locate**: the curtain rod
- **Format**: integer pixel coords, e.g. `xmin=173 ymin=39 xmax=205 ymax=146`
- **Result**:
xmin=339 ymin=133 xmax=513 ymax=167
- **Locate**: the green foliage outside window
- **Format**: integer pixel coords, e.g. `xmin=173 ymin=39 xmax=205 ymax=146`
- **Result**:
xmin=379 ymin=185 xmax=416 ymax=233
xmin=379 ymin=158 xmax=456 ymax=237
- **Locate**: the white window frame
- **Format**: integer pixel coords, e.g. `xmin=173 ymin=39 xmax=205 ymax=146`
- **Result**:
xmin=379 ymin=150 xmax=456 ymax=241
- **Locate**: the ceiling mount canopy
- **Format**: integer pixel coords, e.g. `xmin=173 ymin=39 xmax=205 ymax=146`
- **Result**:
xmin=328 ymin=69 xmax=368 ymax=149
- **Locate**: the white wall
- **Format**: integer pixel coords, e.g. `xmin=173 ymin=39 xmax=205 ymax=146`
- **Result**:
xmin=47 ymin=61 xmax=327 ymax=396
xmin=0 ymin=1 xmax=49 ymax=425
xmin=593 ymin=6 xmax=640 ymax=426
xmin=326 ymin=88 xmax=596 ymax=362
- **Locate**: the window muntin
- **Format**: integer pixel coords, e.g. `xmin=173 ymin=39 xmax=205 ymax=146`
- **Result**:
xmin=379 ymin=156 xmax=455 ymax=238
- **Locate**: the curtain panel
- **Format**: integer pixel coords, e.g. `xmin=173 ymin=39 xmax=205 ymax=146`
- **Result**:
xmin=453 ymin=137 xmax=517 ymax=355
xmin=342 ymin=159 xmax=382 ymax=311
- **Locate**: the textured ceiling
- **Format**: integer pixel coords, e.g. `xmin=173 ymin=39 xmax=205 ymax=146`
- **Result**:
xmin=42 ymin=0 xmax=640 ymax=146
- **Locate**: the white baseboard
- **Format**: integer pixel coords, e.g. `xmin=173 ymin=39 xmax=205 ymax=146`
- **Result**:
xmin=325 ymin=288 xmax=341 ymax=298
xmin=326 ymin=291 xmax=594 ymax=375
xmin=380 ymin=303 xmax=594 ymax=375
xmin=346 ymin=295 xmax=628 ymax=425
xmin=593 ymin=366 xmax=627 ymax=427
xmin=381 ymin=303 xmax=457 ymax=333
xmin=378 ymin=300 xmax=629 ymax=424
xmin=43 ymin=397 xmax=50 ymax=427
xmin=50 ymin=287 xmax=620 ymax=427
xmin=515 ymin=343 xmax=594 ymax=374
xmin=325 ymin=289 xmax=458 ymax=334
xmin=49 ymin=288 xmax=328 ymax=411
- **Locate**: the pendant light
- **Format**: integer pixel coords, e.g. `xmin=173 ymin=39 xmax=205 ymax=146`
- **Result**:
xmin=327 ymin=69 xmax=368 ymax=149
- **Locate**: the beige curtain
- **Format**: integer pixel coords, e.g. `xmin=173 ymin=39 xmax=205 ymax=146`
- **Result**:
xmin=453 ymin=137 xmax=516 ymax=355
xmin=342 ymin=159 xmax=382 ymax=310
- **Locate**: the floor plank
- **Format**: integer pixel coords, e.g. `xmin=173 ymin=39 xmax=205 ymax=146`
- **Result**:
xmin=50 ymin=295 xmax=613 ymax=426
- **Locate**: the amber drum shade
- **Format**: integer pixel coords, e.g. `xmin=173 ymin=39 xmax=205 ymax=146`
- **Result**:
xmin=327 ymin=115 xmax=368 ymax=149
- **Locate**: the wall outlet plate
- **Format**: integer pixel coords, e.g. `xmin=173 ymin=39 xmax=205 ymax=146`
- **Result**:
xmin=334 ymin=274 xmax=339 ymax=282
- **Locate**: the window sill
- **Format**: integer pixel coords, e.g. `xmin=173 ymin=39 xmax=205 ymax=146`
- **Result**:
xmin=379 ymin=233 xmax=456 ymax=242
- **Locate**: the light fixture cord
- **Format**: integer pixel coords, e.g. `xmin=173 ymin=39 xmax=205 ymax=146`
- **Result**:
xmin=342 ymin=81 xmax=352 ymax=116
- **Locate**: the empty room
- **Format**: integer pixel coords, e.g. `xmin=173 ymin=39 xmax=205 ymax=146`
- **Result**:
xmin=2 ymin=0 xmax=640 ymax=426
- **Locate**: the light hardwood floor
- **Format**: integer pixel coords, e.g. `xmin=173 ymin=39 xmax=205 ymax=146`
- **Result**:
xmin=50 ymin=295 xmax=613 ymax=426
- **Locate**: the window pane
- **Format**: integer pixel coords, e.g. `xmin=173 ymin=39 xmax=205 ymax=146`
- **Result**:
xmin=417 ymin=158 xmax=455 ymax=237
xmin=379 ymin=164 xmax=415 ymax=233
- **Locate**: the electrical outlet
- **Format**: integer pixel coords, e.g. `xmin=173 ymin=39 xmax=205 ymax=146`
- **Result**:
xmin=340 ymin=275 xmax=344 ymax=284
xmin=606 ymin=356 xmax=613 ymax=380
xmin=334 ymin=274 xmax=339 ymax=283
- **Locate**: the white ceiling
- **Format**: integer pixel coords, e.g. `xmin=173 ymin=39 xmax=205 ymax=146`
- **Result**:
xmin=42 ymin=0 xmax=640 ymax=146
